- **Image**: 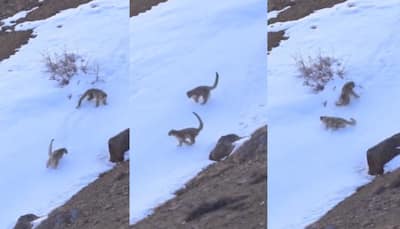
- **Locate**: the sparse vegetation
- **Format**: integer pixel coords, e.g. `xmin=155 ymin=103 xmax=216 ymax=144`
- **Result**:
xmin=294 ymin=54 xmax=345 ymax=92
xmin=42 ymin=50 xmax=101 ymax=86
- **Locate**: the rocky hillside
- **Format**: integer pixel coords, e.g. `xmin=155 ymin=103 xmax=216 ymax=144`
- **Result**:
xmin=307 ymin=168 xmax=400 ymax=229
xmin=0 ymin=0 xmax=38 ymax=20
xmin=32 ymin=161 xmax=129 ymax=229
xmin=130 ymin=126 xmax=267 ymax=229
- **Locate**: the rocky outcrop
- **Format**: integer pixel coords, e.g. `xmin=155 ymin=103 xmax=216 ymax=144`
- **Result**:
xmin=108 ymin=128 xmax=130 ymax=163
xmin=367 ymin=133 xmax=400 ymax=175
xmin=209 ymin=134 xmax=244 ymax=162
xmin=13 ymin=214 xmax=39 ymax=229
xmin=34 ymin=161 xmax=129 ymax=229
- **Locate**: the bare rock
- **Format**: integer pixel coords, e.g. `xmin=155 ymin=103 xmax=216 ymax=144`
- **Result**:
xmin=108 ymin=128 xmax=129 ymax=163
xmin=13 ymin=214 xmax=39 ymax=229
xmin=367 ymin=133 xmax=400 ymax=175
xmin=209 ymin=134 xmax=243 ymax=162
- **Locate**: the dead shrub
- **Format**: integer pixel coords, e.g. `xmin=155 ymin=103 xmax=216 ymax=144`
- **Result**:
xmin=42 ymin=50 xmax=96 ymax=86
xmin=294 ymin=54 xmax=345 ymax=92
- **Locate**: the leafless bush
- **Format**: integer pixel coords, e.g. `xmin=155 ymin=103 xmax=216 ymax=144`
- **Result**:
xmin=43 ymin=51 xmax=95 ymax=86
xmin=294 ymin=54 xmax=345 ymax=92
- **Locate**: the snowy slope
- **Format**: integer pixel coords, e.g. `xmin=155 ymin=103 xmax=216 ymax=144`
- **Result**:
xmin=268 ymin=1 xmax=400 ymax=228
xmin=0 ymin=1 xmax=129 ymax=228
xmin=130 ymin=0 xmax=267 ymax=223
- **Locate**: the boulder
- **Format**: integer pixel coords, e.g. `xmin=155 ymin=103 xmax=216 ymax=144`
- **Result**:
xmin=13 ymin=214 xmax=39 ymax=229
xmin=108 ymin=128 xmax=129 ymax=162
xmin=209 ymin=134 xmax=243 ymax=162
xmin=367 ymin=133 xmax=400 ymax=175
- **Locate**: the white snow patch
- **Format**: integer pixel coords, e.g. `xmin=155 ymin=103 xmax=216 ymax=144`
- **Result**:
xmin=31 ymin=216 xmax=48 ymax=229
xmin=268 ymin=5 xmax=291 ymax=21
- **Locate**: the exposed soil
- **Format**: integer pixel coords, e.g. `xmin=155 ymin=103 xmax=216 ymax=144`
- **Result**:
xmin=267 ymin=0 xmax=346 ymax=53
xmin=268 ymin=0 xmax=296 ymax=12
xmin=268 ymin=30 xmax=288 ymax=52
xmin=130 ymin=0 xmax=168 ymax=17
xmin=0 ymin=0 xmax=39 ymax=20
xmin=0 ymin=30 xmax=34 ymax=61
xmin=17 ymin=0 xmax=93 ymax=23
xmin=130 ymin=126 xmax=267 ymax=229
xmin=268 ymin=0 xmax=346 ymax=24
xmin=0 ymin=0 xmax=93 ymax=62
xmin=34 ymin=161 xmax=129 ymax=229
xmin=307 ymin=168 xmax=400 ymax=229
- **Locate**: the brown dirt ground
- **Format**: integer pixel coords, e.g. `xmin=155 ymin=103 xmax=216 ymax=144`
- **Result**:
xmin=0 ymin=0 xmax=39 ymax=20
xmin=307 ymin=168 xmax=400 ymax=229
xmin=268 ymin=30 xmax=288 ymax=52
xmin=130 ymin=0 xmax=168 ymax=17
xmin=17 ymin=0 xmax=93 ymax=23
xmin=0 ymin=30 xmax=34 ymax=61
xmin=267 ymin=0 xmax=346 ymax=52
xmin=268 ymin=0 xmax=295 ymax=12
xmin=35 ymin=161 xmax=129 ymax=229
xmin=268 ymin=0 xmax=346 ymax=24
xmin=0 ymin=0 xmax=93 ymax=62
xmin=130 ymin=126 xmax=267 ymax=229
